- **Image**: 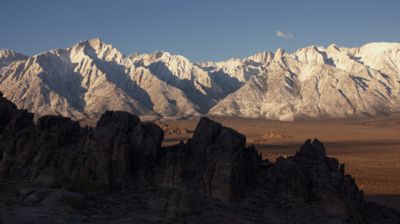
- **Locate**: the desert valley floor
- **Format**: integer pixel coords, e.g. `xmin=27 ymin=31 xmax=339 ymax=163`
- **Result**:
xmin=158 ymin=116 xmax=400 ymax=210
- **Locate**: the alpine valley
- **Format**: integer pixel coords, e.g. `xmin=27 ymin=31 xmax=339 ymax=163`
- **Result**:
xmin=1 ymin=38 xmax=399 ymax=121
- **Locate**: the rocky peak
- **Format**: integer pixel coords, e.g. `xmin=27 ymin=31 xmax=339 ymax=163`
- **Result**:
xmin=70 ymin=38 xmax=125 ymax=63
xmin=76 ymin=37 xmax=105 ymax=50
xmin=327 ymin=43 xmax=340 ymax=51
xmin=153 ymin=50 xmax=171 ymax=59
xmin=131 ymin=50 xmax=197 ymax=80
xmin=247 ymin=51 xmax=274 ymax=64
xmin=296 ymin=138 xmax=326 ymax=159
xmin=87 ymin=37 xmax=103 ymax=48
xmin=0 ymin=49 xmax=28 ymax=67
xmin=291 ymin=45 xmax=329 ymax=65
xmin=274 ymin=48 xmax=287 ymax=59
xmin=0 ymin=49 xmax=26 ymax=59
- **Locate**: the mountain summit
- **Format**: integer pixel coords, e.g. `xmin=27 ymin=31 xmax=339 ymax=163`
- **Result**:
xmin=0 ymin=39 xmax=399 ymax=120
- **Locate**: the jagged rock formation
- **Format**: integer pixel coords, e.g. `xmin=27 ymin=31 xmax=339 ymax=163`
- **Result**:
xmin=1 ymin=39 xmax=399 ymax=121
xmin=0 ymin=93 xmax=398 ymax=223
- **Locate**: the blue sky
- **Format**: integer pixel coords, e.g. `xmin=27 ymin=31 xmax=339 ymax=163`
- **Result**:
xmin=0 ymin=0 xmax=399 ymax=61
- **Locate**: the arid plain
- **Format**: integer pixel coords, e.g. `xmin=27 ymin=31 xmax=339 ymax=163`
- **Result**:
xmin=161 ymin=116 xmax=400 ymax=210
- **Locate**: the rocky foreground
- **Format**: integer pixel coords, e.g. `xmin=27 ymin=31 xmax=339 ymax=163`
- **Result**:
xmin=0 ymin=93 xmax=399 ymax=224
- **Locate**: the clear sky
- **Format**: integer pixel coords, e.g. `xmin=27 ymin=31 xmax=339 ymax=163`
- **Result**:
xmin=1 ymin=0 xmax=399 ymax=61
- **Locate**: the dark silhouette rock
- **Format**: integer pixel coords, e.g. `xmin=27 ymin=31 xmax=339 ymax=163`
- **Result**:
xmin=131 ymin=122 xmax=164 ymax=172
xmin=295 ymin=138 xmax=326 ymax=159
xmin=0 ymin=97 xmax=150 ymax=191
xmin=0 ymin=92 xmax=398 ymax=224
xmin=190 ymin=117 xmax=222 ymax=156
xmin=0 ymin=95 xmax=18 ymax=127
xmin=266 ymin=139 xmax=364 ymax=222
xmin=96 ymin=110 xmax=140 ymax=133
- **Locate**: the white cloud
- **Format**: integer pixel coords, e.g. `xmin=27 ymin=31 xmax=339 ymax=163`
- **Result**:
xmin=276 ymin=30 xmax=294 ymax=39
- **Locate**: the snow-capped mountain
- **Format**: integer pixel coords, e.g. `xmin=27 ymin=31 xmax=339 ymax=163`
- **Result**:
xmin=0 ymin=39 xmax=399 ymax=120
xmin=210 ymin=43 xmax=400 ymax=120
xmin=129 ymin=51 xmax=224 ymax=112
xmin=0 ymin=39 xmax=203 ymax=120
xmin=0 ymin=50 xmax=28 ymax=68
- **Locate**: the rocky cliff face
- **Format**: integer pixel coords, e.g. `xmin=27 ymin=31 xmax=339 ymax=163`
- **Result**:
xmin=0 ymin=93 xmax=398 ymax=223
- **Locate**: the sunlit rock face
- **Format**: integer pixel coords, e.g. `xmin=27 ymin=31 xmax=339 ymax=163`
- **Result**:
xmin=1 ymin=40 xmax=400 ymax=121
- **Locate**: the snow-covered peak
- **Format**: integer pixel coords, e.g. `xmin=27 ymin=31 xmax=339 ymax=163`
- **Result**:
xmin=0 ymin=49 xmax=27 ymax=58
xmin=131 ymin=51 xmax=199 ymax=80
xmin=360 ymin=42 xmax=400 ymax=53
xmin=75 ymin=38 xmax=105 ymax=50
xmin=355 ymin=42 xmax=400 ymax=74
xmin=0 ymin=50 xmax=28 ymax=67
xmin=69 ymin=38 xmax=125 ymax=63
xmin=214 ymin=58 xmax=243 ymax=70
xmin=291 ymin=45 xmax=329 ymax=65
xmin=274 ymin=48 xmax=287 ymax=59
xmin=0 ymin=49 xmax=28 ymax=60
xmin=153 ymin=50 xmax=173 ymax=59
xmin=2 ymin=40 xmax=400 ymax=122
xmin=247 ymin=51 xmax=274 ymax=64
xmin=327 ymin=43 xmax=340 ymax=51
xmin=152 ymin=51 xmax=190 ymax=64
xmin=131 ymin=51 xmax=189 ymax=65
xmin=87 ymin=37 xmax=103 ymax=48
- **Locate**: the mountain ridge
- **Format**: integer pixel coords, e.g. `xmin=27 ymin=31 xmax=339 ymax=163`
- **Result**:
xmin=1 ymin=38 xmax=399 ymax=121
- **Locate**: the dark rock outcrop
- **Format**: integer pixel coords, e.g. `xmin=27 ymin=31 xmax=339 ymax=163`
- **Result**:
xmin=0 ymin=103 xmax=163 ymax=191
xmin=265 ymin=139 xmax=364 ymax=222
xmin=157 ymin=117 xmax=260 ymax=202
xmin=0 ymin=92 xmax=398 ymax=224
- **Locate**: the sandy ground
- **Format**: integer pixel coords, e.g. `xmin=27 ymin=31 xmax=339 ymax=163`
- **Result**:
xmin=161 ymin=116 xmax=400 ymax=210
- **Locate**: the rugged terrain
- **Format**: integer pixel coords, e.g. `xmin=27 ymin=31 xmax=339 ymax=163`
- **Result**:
xmin=0 ymin=39 xmax=399 ymax=121
xmin=162 ymin=116 xmax=400 ymax=210
xmin=0 ymin=93 xmax=399 ymax=223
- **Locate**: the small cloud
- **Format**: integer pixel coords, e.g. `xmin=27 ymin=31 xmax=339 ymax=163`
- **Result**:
xmin=276 ymin=30 xmax=294 ymax=39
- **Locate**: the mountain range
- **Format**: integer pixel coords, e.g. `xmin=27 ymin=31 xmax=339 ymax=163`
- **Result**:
xmin=0 ymin=38 xmax=399 ymax=121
